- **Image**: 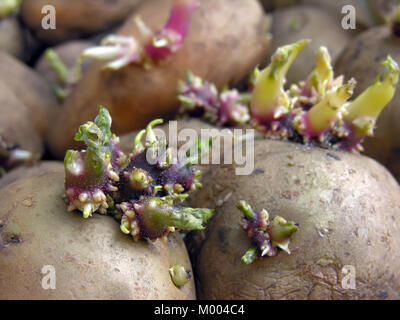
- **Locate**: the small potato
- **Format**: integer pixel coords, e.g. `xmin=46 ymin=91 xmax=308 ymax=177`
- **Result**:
xmin=0 ymin=167 xmax=196 ymax=299
xmin=0 ymin=79 xmax=43 ymax=157
xmin=334 ymin=26 xmax=400 ymax=181
xmin=47 ymin=0 xmax=271 ymax=159
xmin=0 ymin=161 xmax=61 ymax=189
xmin=0 ymin=51 xmax=57 ymax=137
xmin=21 ymin=0 xmax=143 ymax=44
xmin=268 ymin=5 xmax=355 ymax=84
xmin=190 ymin=138 xmax=400 ymax=299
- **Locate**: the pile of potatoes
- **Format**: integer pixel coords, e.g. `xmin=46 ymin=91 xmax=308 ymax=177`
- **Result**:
xmin=1 ymin=0 xmax=400 ymax=300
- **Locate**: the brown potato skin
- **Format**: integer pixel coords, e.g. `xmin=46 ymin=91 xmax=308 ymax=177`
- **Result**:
xmin=190 ymin=138 xmax=400 ymax=299
xmin=0 ymin=167 xmax=196 ymax=299
xmin=269 ymin=5 xmax=355 ymax=85
xmin=0 ymin=52 xmax=57 ymax=137
xmin=47 ymin=0 xmax=271 ymax=159
xmin=0 ymin=79 xmax=43 ymax=156
xmin=334 ymin=26 xmax=400 ymax=182
xmin=34 ymin=40 xmax=94 ymax=86
xmin=21 ymin=0 xmax=142 ymax=44
xmin=260 ymin=0 xmax=372 ymax=27
xmin=0 ymin=161 xmax=62 ymax=190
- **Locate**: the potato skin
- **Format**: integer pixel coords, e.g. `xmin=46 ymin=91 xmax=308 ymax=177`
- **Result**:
xmin=0 ymin=17 xmax=24 ymax=59
xmin=47 ymin=0 xmax=271 ymax=159
xmin=0 ymin=161 xmax=62 ymax=190
xmin=0 ymin=79 xmax=43 ymax=156
xmin=0 ymin=167 xmax=196 ymax=299
xmin=0 ymin=52 xmax=57 ymax=137
xmin=269 ymin=5 xmax=355 ymax=84
xmin=21 ymin=0 xmax=142 ymax=44
xmin=334 ymin=26 xmax=400 ymax=182
xmin=190 ymin=138 xmax=400 ymax=299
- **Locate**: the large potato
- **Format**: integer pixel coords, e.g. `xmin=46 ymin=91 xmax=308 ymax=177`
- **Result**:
xmin=334 ymin=26 xmax=400 ymax=182
xmin=0 ymin=79 xmax=43 ymax=157
xmin=268 ymin=5 xmax=355 ymax=84
xmin=0 ymin=167 xmax=196 ymax=299
xmin=0 ymin=161 xmax=61 ymax=189
xmin=0 ymin=52 xmax=57 ymax=137
xmin=47 ymin=0 xmax=271 ymax=158
xmin=21 ymin=0 xmax=142 ymax=44
xmin=190 ymin=138 xmax=400 ymax=299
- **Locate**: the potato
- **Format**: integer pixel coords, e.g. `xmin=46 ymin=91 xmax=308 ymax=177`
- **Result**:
xmin=47 ymin=0 xmax=271 ymax=158
xmin=20 ymin=0 xmax=142 ymax=44
xmin=0 ymin=161 xmax=61 ymax=189
xmin=0 ymin=16 xmax=24 ymax=58
xmin=260 ymin=0 xmax=373 ymax=27
xmin=0 ymin=167 xmax=196 ymax=299
xmin=0 ymin=15 xmax=42 ymax=62
xmin=268 ymin=5 xmax=355 ymax=84
xmin=0 ymin=52 xmax=57 ymax=137
xmin=334 ymin=26 xmax=400 ymax=181
xmin=34 ymin=40 xmax=94 ymax=87
xmin=189 ymin=137 xmax=400 ymax=299
xmin=0 ymin=79 xmax=43 ymax=157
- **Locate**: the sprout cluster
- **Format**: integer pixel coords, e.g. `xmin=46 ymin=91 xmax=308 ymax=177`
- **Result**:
xmin=177 ymin=71 xmax=251 ymax=126
xmin=64 ymin=106 xmax=213 ymax=242
xmin=251 ymin=40 xmax=399 ymax=153
xmin=237 ymin=201 xmax=298 ymax=265
xmin=77 ymin=0 xmax=199 ymax=72
xmin=178 ymin=40 xmax=399 ymax=154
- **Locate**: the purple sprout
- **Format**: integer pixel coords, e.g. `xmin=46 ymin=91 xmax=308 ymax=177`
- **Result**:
xmin=178 ymin=71 xmax=251 ymax=126
xmin=237 ymin=201 xmax=298 ymax=265
xmin=64 ymin=107 xmax=213 ymax=242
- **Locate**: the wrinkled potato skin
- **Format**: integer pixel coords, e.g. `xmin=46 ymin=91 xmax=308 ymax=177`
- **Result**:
xmin=47 ymin=0 xmax=271 ymax=159
xmin=260 ymin=0 xmax=372 ymax=27
xmin=0 ymin=168 xmax=196 ymax=300
xmin=269 ymin=6 xmax=355 ymax=84
xmin=334 ymin=27 xmax=400 ymax=182
xmin=34 ymin=40 xmax=94 ymax=86
xmin=0 ymin=161 xmax=62 ymax=189
xmin=0 ymin=52 xmax=57 ymax=137
xmin=21 ymin=0 xmax=142 ymax=44
xmin=190 ymin=138 xmax=400 ymax=299
xmin=0 ymin=80 xmax=43 ymax=156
